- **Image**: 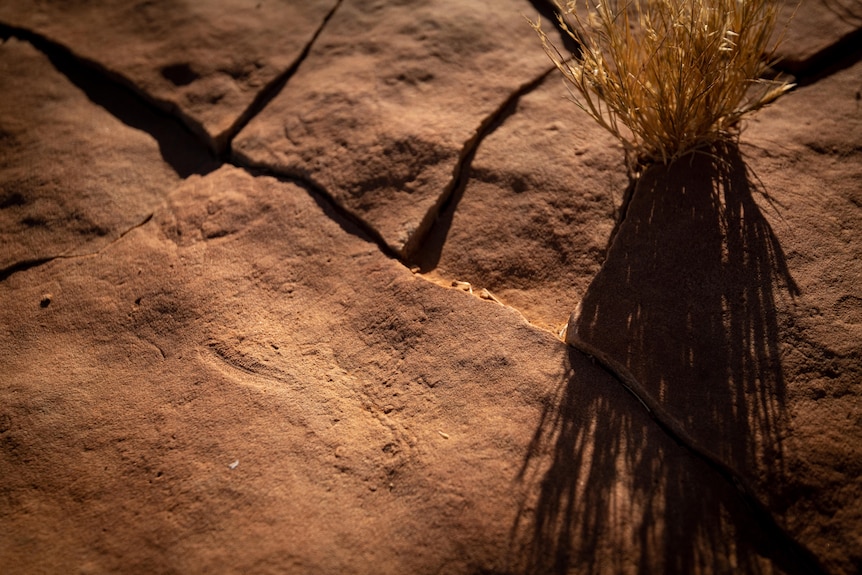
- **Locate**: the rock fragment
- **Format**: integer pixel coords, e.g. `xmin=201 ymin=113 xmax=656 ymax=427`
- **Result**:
xmin=419 ymin=74 xmax=628 ymax=332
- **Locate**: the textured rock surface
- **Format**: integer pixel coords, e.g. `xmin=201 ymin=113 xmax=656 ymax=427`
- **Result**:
xmin=0 ymin=0 xmax=338 ymax=151
xmin=1 ymin=1 xmax=861 ymax=573
xmin=572 ymin=57 xmax=862 ymax=575
xmin=742 ymin=56 xmax=862 ymax=574
xmin=417 ymin=74 xmax=628 ymax=333
xmin=0 ymin=166 xmax=795 ymax=574
xmin=233 ymin=0 xmax=560 ymax=257
xmin=0 ymin=38 xmax=183 ymax=273
xmin=776 ymin=0 xmax=862 ymax=77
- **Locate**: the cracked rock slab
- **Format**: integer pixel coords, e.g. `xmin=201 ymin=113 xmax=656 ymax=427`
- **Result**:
xmin=418 ymin=73 xmax=629 ymax=333
xmin=572 ymin=57 xmax=862 ymax=575
xmin=233 ymin=0 xmax=561 ymax=257
xmin=0 ymin=0 xmax=339 ymax=152
xmin=0 ymin=38 xmax=181 ymax=274
xmin=0 ymin=165 xmax=797 ymax=574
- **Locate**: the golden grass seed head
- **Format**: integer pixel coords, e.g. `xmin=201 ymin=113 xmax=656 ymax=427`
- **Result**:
xmin=536 ymin=0 xmax=791 ymax=174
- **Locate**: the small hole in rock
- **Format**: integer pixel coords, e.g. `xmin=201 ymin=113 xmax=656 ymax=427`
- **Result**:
xmin=161 ymin=63 xmax=199 ymax=87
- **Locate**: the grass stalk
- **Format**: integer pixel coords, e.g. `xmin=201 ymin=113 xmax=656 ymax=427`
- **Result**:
xmin=533 ymin=0 xmax=793 ymax=175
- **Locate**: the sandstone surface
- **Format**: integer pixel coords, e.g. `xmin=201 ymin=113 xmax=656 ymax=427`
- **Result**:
xmin=0 ymin=166 xmax=800 ymax=574
xmin=0 ymin=0 xmax=339 ymax=152
xmin=1 ymin=1 xmax=861 ymax=574
xmin=416 ymin=73 xmax=628 ymax=333
xmin=0 ymin=38 xmax=183 ymax=275
xmin=571 ymin=57 xmax=862 ymax=575
xmin=232 ymin=0 xmax=562 ymax=257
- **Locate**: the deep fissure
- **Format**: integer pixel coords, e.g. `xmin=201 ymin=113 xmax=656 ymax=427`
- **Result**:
xmin=0 ymin=22 xmax=219 ymax=176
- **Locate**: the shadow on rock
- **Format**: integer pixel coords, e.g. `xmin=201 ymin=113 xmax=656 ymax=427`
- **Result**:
xmin=525 ymin=0 xmax=581 ymax=55
xmin=512 ymin=144 xmax=821 ymax=574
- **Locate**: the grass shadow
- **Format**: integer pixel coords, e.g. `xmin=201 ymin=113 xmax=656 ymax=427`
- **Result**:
xmin=512 ymin=143 xmax=825 ymax=574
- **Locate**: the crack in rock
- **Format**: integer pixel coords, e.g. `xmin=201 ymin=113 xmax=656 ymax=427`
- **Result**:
xmin=0 ymin=257 xmax=56 ymax=283
xmin=0 ymin=2 xmax=342 ymax=156
xmin=223 ymin=0 xmax=344 ymax=156
xmin=239 ymin=165 xmax=404 ymax=264
xmin=0 ymin=23 xmax=218 ymax=178
xmin=0 ymin=213 xmax=154 ymax=283
xmin=402 ymin=65 xmax=559 ymax=263
xmin=777 ymin=25 xmax=862 ymax=86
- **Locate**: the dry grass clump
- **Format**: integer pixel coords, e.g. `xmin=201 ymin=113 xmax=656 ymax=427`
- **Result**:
xmin=533 ymin=0 xmax=793 ymax=174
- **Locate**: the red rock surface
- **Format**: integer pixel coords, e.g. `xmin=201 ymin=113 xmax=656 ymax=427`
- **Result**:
xmin=416 ymin=73 xmax=628 ymax=333
xmin=232 ymin=0 xmax=564 ymax=256
xmin=0 ymin=38 xmax=182 ymax=272
xmin=1 ymin=1 xmax=861 ymax=574
xmin=2 ymin=165 xmax=801 ymax=574
xmin=0 ymin=0 xmax=338 ymax=151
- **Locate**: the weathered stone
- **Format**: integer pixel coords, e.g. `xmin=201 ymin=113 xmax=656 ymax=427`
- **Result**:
xmin=232 ymin=0 xmax=561 ymax=257
xmin=0 ymin=38 xmax=181 ymax=274
xmin=1 ymin=1 xmax=860 ymax=572
xmin=0 ymin=0 xmax=339 ymax=151
xmin=572 ymin=58 xmax=862 ymax=575
xmin=743 ymin=56 xmax=862 ymax=575
xmin=0 ymin=166 xmax=799 ymax=574
xmin=418 ymin=74 xmax=628 ymax=333
xmin=775 ymin=0 xmax=862 ymax=77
